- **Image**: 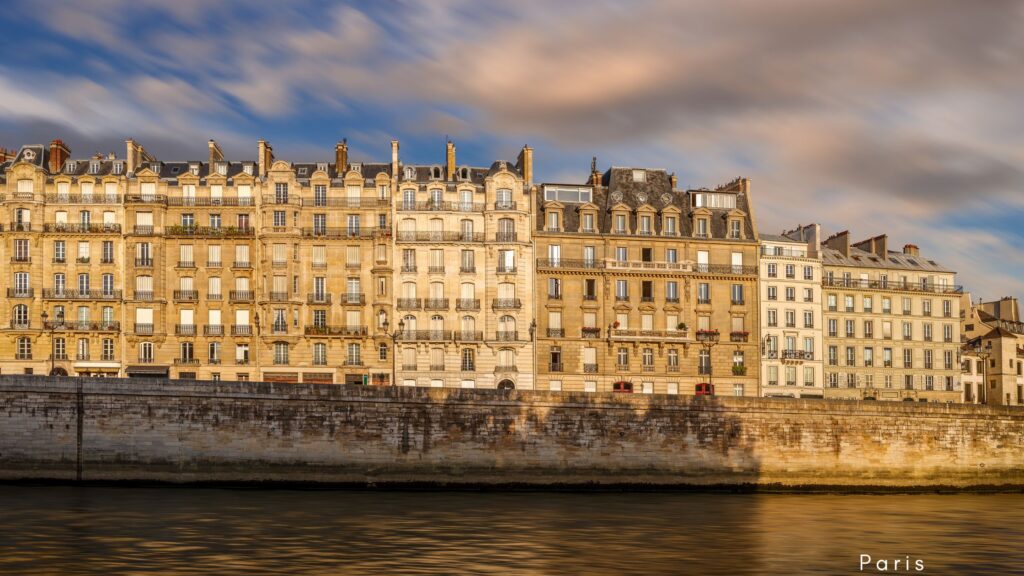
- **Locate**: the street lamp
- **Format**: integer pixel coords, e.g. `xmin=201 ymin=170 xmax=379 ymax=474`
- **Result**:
xmin=977 ymin=340 xmax=992 ymax=405
xmin=696 ymin=329 xmax=720 ymax=395
xmin=384 ymin=319 xmax=404 ymax=386
xmin=254 ymin=312 xmax=261 ymax=382
xmin=41 ymin=310 xmax=53 ymax=376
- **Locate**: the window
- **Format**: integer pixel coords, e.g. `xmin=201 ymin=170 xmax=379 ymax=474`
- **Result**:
xmin=767 ymin=263 xmax=777 ymax=278
xmin=803 ymin=310 xmax=814 ymax=328
xmin=803 ymin=266 xmax=813 ymax=280
xmin=729 ymin=220 xmax=741 ymax=239
xmin=274 ymin=342 xmax=289 ymax=364
xmin=347 ymin=344 xmax=361 ymax=366
xmin=615 ymin=280 xmax=629 ymax=300
xmin=632 ymin=169 xmax=646 ymax=182
xmin=617 ymin=347 xmax=629 ymax=367
xmin=785 ymin=287 xmax=795 ymax=302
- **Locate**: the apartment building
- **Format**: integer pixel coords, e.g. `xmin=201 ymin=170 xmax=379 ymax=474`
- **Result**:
xmin=961 ymin=295 xmax=1024 ymax=406
xmin=534 ymin=165 xmax=760 ymax=396
xmin=759 ymin=225 xmax=824 ymax=398
xmin=820 ymin=232 xmax=961 ymax=402
xmin=393 ymin=141 xmax=535 ymax=390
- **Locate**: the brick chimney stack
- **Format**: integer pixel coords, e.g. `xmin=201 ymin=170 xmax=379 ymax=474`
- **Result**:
xmin=335 ymin=138 xmax=349 ymax=174
xmin=516 ymin=145 xmax=533 ymax=187
xmin=903 ymin=244 xmax=919 ymax=257
xmin=208 ymin=139 xmax=224 ymax=168
xmin=48 ymin=139 xmax=70 ymax=173
xmin=391 ymin=139 xmax=400 ymax=180
xmin=446 ymin=139 xmax=456 ymax=180
xmin=258 ymin=139 xmax=274 ymax=177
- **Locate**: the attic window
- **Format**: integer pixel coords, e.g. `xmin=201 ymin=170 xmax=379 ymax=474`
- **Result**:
xmin=150 ymin=162 xmax=161 ymax=172
xmin=316 ymin=162 xmax=327 ymax=173
xmin=22 ymin=150 xmax=36 ymax=161
xmin=65 ymin=160 xmax=76 ymax=173
xmin=351 ymin=163 xmax=362 ymax=173
xmin=217 ymin=163 xmax=227 ymax=176
xmin=171 ymin=166 xmax=181 ymax=174
xmin=298 ymin=167 xmax=308 ymax=176
xmin=112 ymin=162 xmax=123 ymax=175
xmin=928 ymin=260 xmax=937 ymax=266
xmin=90 ymin=161 xmax=100 ymax=174
xmin=190 ymin=166 xmax=199 ymax=176
xmin=460 ymin=167 xmax=469 ymax=180
xmin=632 ymin=169 xmax=646 ymax=183
xmin=431 ymin=166 xmax=442 ymax=179
xmin=404 ymin=166 xmax=415 ymax=180
xmin=906 ymin=259 xmax=919 ymax=266
xmin=243 ymin=164 xmax=253 ymax=175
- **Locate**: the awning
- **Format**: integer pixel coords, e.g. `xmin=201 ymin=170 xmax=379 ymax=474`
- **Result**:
xmin=125 ymin=365 xmax=170 ymax=375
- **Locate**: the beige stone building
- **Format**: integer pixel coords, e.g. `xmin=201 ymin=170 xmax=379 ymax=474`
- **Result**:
xmin=534 ymin=165 xmax=761 ymax=396
xmin=758 ymin=225 xmax=824 ymax=398
xmin=961 ymin=295 xmax=1024 ymax=406
xmin=820 ymin=232 xmax=962 ymax=402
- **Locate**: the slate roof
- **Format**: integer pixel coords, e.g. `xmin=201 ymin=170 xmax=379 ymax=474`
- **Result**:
xmin=820 ymin=245 xmax=952 ymax=273
xmin=536 ymin=166 xmax=757 ymax=239
xmin=760 ymin=232 xmax=802 ymax=244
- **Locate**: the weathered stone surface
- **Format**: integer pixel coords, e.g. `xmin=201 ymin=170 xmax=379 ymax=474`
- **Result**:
xmin=0 ymin=376 xmax=1022 ymax=488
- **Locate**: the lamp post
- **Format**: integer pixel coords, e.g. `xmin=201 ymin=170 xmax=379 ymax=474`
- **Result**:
xmin=41 ymin=310 xmax=53 ymax=376
xmin=384 ymin=319 xmax=404 ymax=386
xmin=254 ymin=312 xmax=261 ymax=382
xmin=977 ymin=340 xmax=992 ymax=405
xmin=697 ymin=330 xmax=720 ymax=394
xmin=529 ymin=319 xmax=536 ymax=391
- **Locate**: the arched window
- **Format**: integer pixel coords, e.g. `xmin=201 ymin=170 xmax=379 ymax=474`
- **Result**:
xmin=499 ymin=315 xmax=516 ymax=332
xmin=140 ymin=341 xmax=154 ymax=362
xmin=430 ymin=315 xmax=444 ymax=332
xmin=402 ymin=282 xmax=417 ymax=298
xmin=459 ymin=219 xmax=473 ymax=239
xmin=429 ymin=188 xmax=443 ymax=205
xmin=402 ymin=314 xmax=417 ymax=332
xmin=429 ymin=218 xmax=444 ymax=240
xmin=402 ymin=188 xmax=416 ymax=209
xmin=460 ymin=315 xmax=475 ymax=334
xmin=12 ymin=305 xmax=29 ymax=327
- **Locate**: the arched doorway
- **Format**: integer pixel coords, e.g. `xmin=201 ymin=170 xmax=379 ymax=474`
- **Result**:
xmin=49 ymin=367 xmax=68 ymax=377
xmin=497 ymin=379 xmax=515 ymax=391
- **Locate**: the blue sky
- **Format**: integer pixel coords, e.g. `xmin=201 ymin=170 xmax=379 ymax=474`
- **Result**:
xmin=1 ymin=0 xmax=1023 ymax=299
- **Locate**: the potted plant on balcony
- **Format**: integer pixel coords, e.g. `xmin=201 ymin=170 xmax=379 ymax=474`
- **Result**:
xmin=732 ymin=365 xmax=747 ymax=376
xmin=696 ymin=328 xmax=719 ymax=342
xmin=730 ymin=330 xmax=750 ymax=341
xmin=612 ymin=321 xmax=620 ymax=329
xmin=676 ymin=322 xmax=688 ymax=331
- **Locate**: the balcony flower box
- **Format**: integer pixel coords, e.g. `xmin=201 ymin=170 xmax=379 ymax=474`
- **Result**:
xmin=732 ymin=365 xmax=747 ymax=376
xmin=696 ymin=329 xmax=720 ymax=343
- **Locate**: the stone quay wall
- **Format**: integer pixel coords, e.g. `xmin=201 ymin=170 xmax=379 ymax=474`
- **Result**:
xmin=0 ymin=376 xmax=1022 ymax=488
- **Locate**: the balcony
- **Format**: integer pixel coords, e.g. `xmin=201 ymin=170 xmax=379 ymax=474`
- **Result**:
xmin=730 ymin=331 xmax=750 ymax=342
xmin=581 ymin=327 xmax=601 ymax=338
xmin=397 ymin=200 xmax=484 ymax=212
xmin=611 ymin=329 xmax=690 ymax=341
xmin=204 ymin=325 xmax=224 ymax=336
xmin=268 ymin=292 xmax=290 ymax=302
xmin=605 ymin=260 xmax=689 ymax=273
xmin=304 ymin=325 xmax=368 ymax=337
xmin=344 ymin=359 xmax=364 ymax=367
xmin=397 ymin=330 xmax=450 ymax=341
xmin=424 ymin=298 xmax=449 ymax=310
xmin=44 ymin=223 xmax=123 ymax=234
xmin=301 ymin=197 xmax=390 ymax=208
xmin=208 ymin=293 xmax=222 ymax=301
xmin=43 ymin=321 xmax=120 ymax=332
xmin=11 ymin=256 xmax=31 ymax=264
xmin=207 ymin=261 xmax=222 ymax=268
xmin=460 ymin=266 xmax=476 ymax=273
xmin=697 ymin=298 xmax=711 ymax=305
xmin=135 ymin=258 xmax=153 ymax=267
xmin=232 ymin=261 xmax=251 ymax=269
xmin=395 ymin=231 xmax=483 ymax=243
xmin=696 ymin=330 xmax=720 ymax=343
xmin=732 ymin=365 xmax=747 ymax=376
xmin=782 ymin=350 xmax=814 ymax=361
xmin=693 ymin=264 xmax=758 ymax=276
xmin=174 ymin=358 xmax=200 ymax=366
xmin=15 ymin=353 xmax=32 ymax=359
xmin=340 ymin=293 xmax=365 ymax=305
xmin=45 ymin=194 xmax=122 ymax=204
xmin=822 ymin=277 xmax=963 ymax=294
xmin=9 ymin=222 xmax=32 ymax=232
xmin=126 ymin=194 xmax=166 ymax=204
xmin=134 ymin=291 xmax=154 ymax=301
xmin=229 ymin=291 xmax=254 ymax=302
xmin=496 ymin=266 xmax=517 ymax=274
xmin=616 ymin=363 xmax=630 ymax=372
xmin=132 ymin=225 xmax=155 ymax=235
xmin=493 ymin=201 xmax=517 ymax=211
xmin=165 ymin=225 xmax=255 ymax=238
xmin=167 ymin=196 xmax=255 ymax=206
xmin=300 ymin=227 xmax=390 ymax=239
xmin=397 ymin=298 xmax=422 ymax=310
xmin=495 ymin=232 xmax=518 ymax=242
xmin=401 ymin=364 xmax=418 ymax=371
xmin=271 ymin=322 xmax=289 ymax=335
xmin=177 ymin=261 xmax=195 ymax=268
xmin=492 ymin=298 xmax=522 ymax=310
xmin=536 ymin=258 xmax=604 ymax=270
xmin=731 ymin=299 xmax=746 ymax=306
xmin=428 ymin=364 xmax=445 ymax=371
xmin=173 ymin=290 xmax=199 ymax=301
xmin=549 ymin=362 xmax=564 ymax=372
xmin=307 ymin=293 xmax=332 ymax=305
xmin=231 ymin=325 xmax=253 ymax=336
xmin=134 ymin=323 xmax=154 ymax=335
xmin=262 ymin=194 xmax=300 ymax=205
xmin=400 ymin=265 xmax=417 ymax=273
xmin=455 ymin=299 xmax=480 ymax=311
xmin=175 ymin=324 xmax=197 ymax=336
xmin=494 ymin=365 xmax=519 ymax=373
xmin=494 ymin=331 xmax=519 ymax=342
xmin=547 ymin=328 xmax=565 ymax=337
xmin=428 ymin=265 xmax=445 ymax=274
xmin=453 ymin=330 xmax=483 ymax=342
xmin=6 ymin=288 xmax=33 ymax=298
xmin=583 ymin=363 xmax=599 ymax=373
xmin=43 ymin=289 xmax=122 ymax=300
xmin=76 ymin=353 xmax=91 ymax=361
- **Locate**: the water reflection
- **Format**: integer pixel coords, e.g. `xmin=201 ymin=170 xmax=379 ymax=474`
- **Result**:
xmin=0 ymin=486 xmax=1021 ymax=574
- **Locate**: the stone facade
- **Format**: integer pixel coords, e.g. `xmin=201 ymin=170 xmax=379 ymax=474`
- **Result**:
xmin=961 ymin=295 xmax=1024 ymax=406
xmin=1 ymin=375 xmax=1022 ymax=487
xmin=534 ymin=169 xmax=760 ymax=396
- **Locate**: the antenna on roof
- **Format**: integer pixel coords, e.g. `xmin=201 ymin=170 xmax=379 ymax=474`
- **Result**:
xmin=591 ymin=156 xmax=597 ymax=173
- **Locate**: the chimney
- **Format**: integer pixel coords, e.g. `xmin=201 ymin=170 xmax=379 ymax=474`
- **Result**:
xmin=391 ymin=139 xmax=400 ymax=180
xmin=853 ymin=235 xmax=888 ymax=258
xmin=903 ymin=244 xmax=919 ymax=257
xmin=516 ymin=145 xmax=533 ymax=187
xmin=48 ymin=139 xmax=70 ymax=173
xmin=590 ymin=156 xmax=601 ymax=187
xmin=335 ymin=138 xmax=349 ymax=174
xmin=446 ymin=139 xmax=456 ymax=180
xmin=208 ymin=139 xmax=224 ymax=167
xmin=669 ymin=172 xmax=678 ymax=189
xmin=258 ymin=139 xmax=273 ymax=177
xmin=824 ymin=230 xmax=851 ymax=257
xmin=125 ymin=139 xmax=153 ymax=174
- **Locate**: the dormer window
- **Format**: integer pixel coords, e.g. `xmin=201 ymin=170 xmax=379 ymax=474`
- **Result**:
xmin=65 ymin=160 xmax=76 ymax=173
xmin=632 ymin=169 xmax=646 ymax=183
xmin=189 ymin=163 xmax=200 ymax=176
xmin=404 ymin=166 xmax=415 ymax=180
xmin=217 ymin=163 xmax=228 ymax=176
xmin=459 ymin=167 xmax=469 ymax=180
xmin=351 ymin=163 xmax=362 ymax=173
xmin=431 ymin=166 xmax=442 ymax=179
xmin=112 ymin=161 xmax=123 ymax=175
xmin=581 ymin=212 xmax=595 ymax=233
xmin=297 ymin=167 xmax=308 ymax=176
xmin=695 ymin=218 xmax=709 ymax=238
xmin=614 ymin=214 xmax=627 ymax=234
xmin=728 ymin=219 xmax=742 ymax=239
xmin=664 ymin=216 xmax=677 ymax=235
xmin=150 ymin=162 xmax=161 ymax=172
xmin=639 ymin=215 xmax=652 ymax=235
xmin=243 ymin=164 xmax=253 ymax=175
xmin=546 ymin=211 xmax=560 ymax=232
xmin=316 ymin=162 xmax=327 ymax=173
xmin=90 ymin=161 xmax=100 ymax=174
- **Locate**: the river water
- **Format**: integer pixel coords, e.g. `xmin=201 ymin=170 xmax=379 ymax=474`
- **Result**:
xmin=0 ymin=486 xmax=1021 ymax=574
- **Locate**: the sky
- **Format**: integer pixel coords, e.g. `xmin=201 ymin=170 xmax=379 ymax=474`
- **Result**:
xmin=1 ymin=0 xmax=1022 ymax=299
